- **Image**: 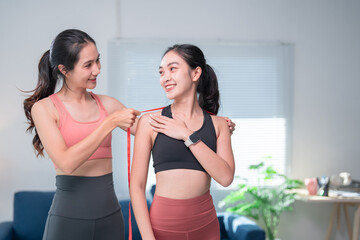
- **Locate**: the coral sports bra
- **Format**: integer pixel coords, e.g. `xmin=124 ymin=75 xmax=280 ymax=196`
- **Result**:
xmin=49 ymin=92 xmax=112 ymax=163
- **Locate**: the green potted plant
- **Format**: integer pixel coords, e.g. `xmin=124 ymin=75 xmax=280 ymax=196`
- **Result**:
xmin=220 ymin=158 xmax=303 ymax=240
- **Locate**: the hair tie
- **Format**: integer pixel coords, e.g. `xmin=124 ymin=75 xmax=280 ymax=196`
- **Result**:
xmin=49 ymin=40 xmax=54 ymax=63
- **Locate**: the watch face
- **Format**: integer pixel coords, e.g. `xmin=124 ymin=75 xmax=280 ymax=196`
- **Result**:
xmin=189 ymin=133 xmax=201 ymax=143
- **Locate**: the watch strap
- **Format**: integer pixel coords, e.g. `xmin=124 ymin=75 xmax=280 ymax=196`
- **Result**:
xmin=184 ymin=138 xmax=192 ymax=147
xmin=184 ymin=132 xmax=201 ymax=147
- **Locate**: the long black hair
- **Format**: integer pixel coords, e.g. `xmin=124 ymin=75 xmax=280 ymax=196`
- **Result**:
xmin=163 ymin=44 xmax=220 ymax=115
xmin=23 ymin=29 xmax=96 ymax=156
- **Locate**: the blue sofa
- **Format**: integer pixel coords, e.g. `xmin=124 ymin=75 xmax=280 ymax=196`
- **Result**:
xmin=0 ymin=191 xmax=265 ymax=240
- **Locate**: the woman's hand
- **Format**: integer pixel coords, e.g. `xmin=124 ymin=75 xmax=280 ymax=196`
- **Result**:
xmin=222 ymin=117 xmax=236 ymax=135
xmin=150 ymin=114 xmax=236 ymax=138
xmin=149 ymin=113 xmax=192 ymax=141
xmin=110 ymin=108 xmax=141 ymax=129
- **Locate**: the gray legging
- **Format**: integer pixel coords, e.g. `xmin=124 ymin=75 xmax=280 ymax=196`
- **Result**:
xmin=43 ymin=173 xmax=125 ymax=240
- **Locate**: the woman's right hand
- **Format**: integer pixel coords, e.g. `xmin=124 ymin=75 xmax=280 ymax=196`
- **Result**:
xmin=109 ymin=108 xmax=141 ymax=129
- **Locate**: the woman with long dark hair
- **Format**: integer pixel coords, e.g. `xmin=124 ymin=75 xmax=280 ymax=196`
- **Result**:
xmin=130 ymin=44 xmax=235 ymax=240
xmin=24 ymin=29 xmax=140 ymax=240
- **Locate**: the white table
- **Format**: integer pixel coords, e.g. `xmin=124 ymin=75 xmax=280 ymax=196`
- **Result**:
xmin=293 ymin=189 xmax=360 ymax=240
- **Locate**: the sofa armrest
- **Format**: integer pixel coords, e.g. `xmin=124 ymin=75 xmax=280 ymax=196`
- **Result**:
xmin=217 ymin=212 xmax=265 ymax=240
xmin=0 ymin=221 xmax=13 ymax=240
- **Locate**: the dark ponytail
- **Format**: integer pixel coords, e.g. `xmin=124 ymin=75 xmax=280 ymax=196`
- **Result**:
xmin=23 ymin=29 xmax=96 ymax=156
xmin=163 ymin=44 xmax=220 ymax=114
xmin=197 ymin=64 xmax=219 ymax=115
xmin=23 ymin=50 xmax=57 ymax=156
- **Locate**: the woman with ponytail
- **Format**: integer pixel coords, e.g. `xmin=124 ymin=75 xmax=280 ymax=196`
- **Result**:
xmin=130 ymin=44 xmax=235 ymax=240
xmin=24 ymin=29 xmax=140 ymax=240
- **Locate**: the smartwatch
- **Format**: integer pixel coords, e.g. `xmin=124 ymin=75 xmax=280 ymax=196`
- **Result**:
xmin=184 ymin=132 xmax=201 ymax=147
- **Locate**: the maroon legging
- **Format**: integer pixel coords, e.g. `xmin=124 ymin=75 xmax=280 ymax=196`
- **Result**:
xmin=150 ymin=191 xmax=220 ymax=240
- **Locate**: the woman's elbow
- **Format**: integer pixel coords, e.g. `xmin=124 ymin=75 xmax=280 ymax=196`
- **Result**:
xmin=58 ymin=167 xmax=76 ymax=175
xmin=54 ymin=161 xmax=78 ymax=175
xmin=217 ymin=170 xmax=234 ymax=187
xmin=220 ymin=175 xmax=234 ymax=187
xmin=129 ymin=181 xmax=145 ymax=196
xmin=129 ymin=183 xmax=136 ymax=197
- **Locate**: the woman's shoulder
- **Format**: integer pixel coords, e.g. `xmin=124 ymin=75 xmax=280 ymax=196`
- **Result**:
xmin=93 ymin=93 xmax=117 ymax=103
xmin=137 ymin=111 xmax=162 ymax=129
xmin=210 ymin=115 xmax=228 ymax=126
xmin=210 ymin=115 xmax=230 ymax=137
xmin=31 ymin=96 xmax=58 ymax=119
xmin=32 ymin=96 xmax=55 ymax=111
xmin=138 ymin=111 xmax=160 ymax=124
xmin=94 ymin=94 xmax=126 ymax=113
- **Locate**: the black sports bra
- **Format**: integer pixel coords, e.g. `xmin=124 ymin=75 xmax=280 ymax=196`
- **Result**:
xmin=152 ymin=105 xmax=217 ymax=173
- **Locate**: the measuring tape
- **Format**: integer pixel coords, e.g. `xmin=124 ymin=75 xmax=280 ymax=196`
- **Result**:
xmin=126 ymin=107 xmax=165 ymax=240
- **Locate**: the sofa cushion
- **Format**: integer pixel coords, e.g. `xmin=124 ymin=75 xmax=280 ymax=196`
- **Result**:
xmin=0 ymin=221 xmax=13 ymax=240
xmin=217 ymin=214 xmax=229 ymax=239
xmin=13 ymin=191 xmax=54 ymax=240
xmin=217 ymin=212 xmax=265 ymax=240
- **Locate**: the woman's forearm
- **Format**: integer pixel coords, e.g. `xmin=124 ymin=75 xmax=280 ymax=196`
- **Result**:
xmin=130 ymin=186 xmax=156 ymax=240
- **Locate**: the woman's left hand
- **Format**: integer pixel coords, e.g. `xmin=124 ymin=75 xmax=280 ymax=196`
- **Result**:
xmin=149 ymin=113 xmax=192 ymax=141
xmin=222 ymin=117 xmax=236 ymax=135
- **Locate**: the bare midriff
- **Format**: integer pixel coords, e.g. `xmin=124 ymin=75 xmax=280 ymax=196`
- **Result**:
xmin=155 ymin=169 xmax=211 ymax=199
xmin=55 ymin=158 xmax=112 ymax=177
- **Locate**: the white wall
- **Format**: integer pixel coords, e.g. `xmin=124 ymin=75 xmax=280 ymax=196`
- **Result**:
xmin=1 ymin=1 xmax=359 ymax=239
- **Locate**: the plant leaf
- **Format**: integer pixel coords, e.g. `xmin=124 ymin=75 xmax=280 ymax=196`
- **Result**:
xmin=249 ymin=162 xmax=264 ymax=170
